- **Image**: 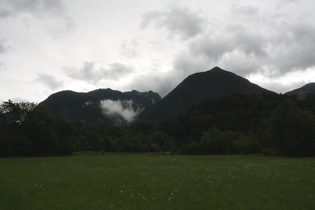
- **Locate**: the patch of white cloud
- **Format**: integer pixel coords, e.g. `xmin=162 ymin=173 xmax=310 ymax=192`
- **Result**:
xmin=99 ymin=99 xmax=143 ymax=125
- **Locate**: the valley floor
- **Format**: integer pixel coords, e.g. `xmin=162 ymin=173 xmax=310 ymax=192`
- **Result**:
xmin=0 ymin=154 xmax=314 ymax=210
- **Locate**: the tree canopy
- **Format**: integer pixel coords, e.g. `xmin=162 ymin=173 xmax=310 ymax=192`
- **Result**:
xmin=1 ymin=94 xmax=315 ymax=157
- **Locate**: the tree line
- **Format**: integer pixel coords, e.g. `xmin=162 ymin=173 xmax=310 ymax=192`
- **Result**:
xmin=1 ymin=94 xmax=315 ymax=157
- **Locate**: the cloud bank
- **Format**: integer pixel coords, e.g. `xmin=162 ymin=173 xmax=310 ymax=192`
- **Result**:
xmin=155 ymin=3 xmax=315 ymax=79
xmin=1 ymin=0 xmax=315 ymax=102
xmin=139 ymin=1 xmax=315 ymax=95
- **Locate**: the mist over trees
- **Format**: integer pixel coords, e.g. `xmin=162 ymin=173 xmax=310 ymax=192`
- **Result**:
xmin=1 ymin=93 xmax=315 ymax=157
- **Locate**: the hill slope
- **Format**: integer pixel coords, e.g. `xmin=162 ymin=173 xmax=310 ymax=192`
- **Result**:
xmin=138 ymin=67 xmax=274 ymax=123
xmin=39 ymin=89 xmax=161 ymax=125
xmin=286 ymin=83 xmax=315 ymax=98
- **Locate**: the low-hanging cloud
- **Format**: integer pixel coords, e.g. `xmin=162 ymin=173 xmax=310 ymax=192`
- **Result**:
xmin=99 ymin=99 xmax=143 ymax=125
xmin=66 ymin=62 xmax=134 ymax=84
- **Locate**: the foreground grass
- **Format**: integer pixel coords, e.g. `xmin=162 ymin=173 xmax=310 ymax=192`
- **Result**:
xmin=0 ymin=154 xmax=314 ymax=210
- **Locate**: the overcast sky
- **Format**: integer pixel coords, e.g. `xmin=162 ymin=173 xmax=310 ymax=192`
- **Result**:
xmin=1 ymin=0 xmax=315 ymax=102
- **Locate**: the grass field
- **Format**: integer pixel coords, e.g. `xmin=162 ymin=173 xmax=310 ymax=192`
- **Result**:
xmin=0 ymin=154 xmax=314 ymax=210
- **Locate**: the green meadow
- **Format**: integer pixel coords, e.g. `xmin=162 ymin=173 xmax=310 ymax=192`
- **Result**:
xmin=0 ymin=154 xmax=314 ymax=210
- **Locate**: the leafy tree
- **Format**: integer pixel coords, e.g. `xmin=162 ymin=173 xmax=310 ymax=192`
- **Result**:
xmin=21 ymin=105 xmax=76 ymax=155
xmin=0 ymin=100 xmax=36 ymax=124
xmin=199 ymin=127 xmax=240 ymax=154
xmin=267 ymin=99 xmax=315 ymax=156
xmin=159 ymin=94 xmax=284 ymax=146
xmin=0 ymin=100 xmax=36 ymax=156
xmin=234 ymin=133 xmax=261 ymax=154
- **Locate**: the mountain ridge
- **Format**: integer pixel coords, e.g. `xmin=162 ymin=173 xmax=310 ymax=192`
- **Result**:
xmin=138 ymin=67 xmax=274 ymax=123
xmin=39 ymin=66 xmax=315 ymax=126
xmin=40 ymin=88 xmax=161 ymax=125
xmin=286 ymin=83 xmax=315 ymax=96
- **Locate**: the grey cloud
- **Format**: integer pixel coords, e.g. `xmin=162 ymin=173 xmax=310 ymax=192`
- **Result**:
xmin=66 ymin=62 xmax=96 ymax=83
xmin=189 ymin=27 xmax=266 ymax=63
xmin=127 ymin=71 xmax=181 ymax=97
xmin=266 ymin=22 xmax=315 ymax=74
xmin=0 ymin=62 xmax=7 ymax=71
xmin=0 ymin=9 xmax=11 ymax=17
xmin=106 ymin=63 xmax=134 ymax=79
xmin=0 ymin=38 xmax=10 ymax=54
xmin=231 ymin=4 xmax=259 ymax=18
xmin=0 ymin=0 xmax=74 ymax=36
xmin=36 ymin=73 xmax=64 ymax=90
xmin=276 ymin=0 xmax=300 ymax=9
xmin=141 ymin=6 xmax=206 ymax=40
xmin=173 ymin=50 xmax=210 ymax=76
xmin=189 ymin=36 xmax=232 ymax=62
xmin=0 ymin=0 xmax=63 ymax=17
xmin=173 ymin=7 xmax=315 ymax=79
xmin=232 ymin=29 xmax=267 ymax=57
xmin=219 ymin=51 xmax=261 ymax=76
xmin=64 ymin=16 xmax=76 ymax=32
xmin=121 ymin=40 xmax=140 ymax=58
xmin=174 ymin=32 xmax=265 ymax=78
xmin=66 ymin=62 xmax=134 ymax=84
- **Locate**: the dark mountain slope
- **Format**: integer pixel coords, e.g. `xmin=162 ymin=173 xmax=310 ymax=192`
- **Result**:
xmin=286 ymin=83 xmax=315 ymax=97
xmin=88 ymin=89 xmax=160 ymax=106
xmin=139 ymin=67 xmax=274 ymax=123
xmin=39 ymin=89 xmax=161 ymax=125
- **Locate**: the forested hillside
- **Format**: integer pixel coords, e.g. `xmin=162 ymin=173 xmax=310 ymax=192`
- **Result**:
xmin=40 ymin=89 xmax=161 ymax=125
xmin=1 ymin=93 xmax=315 ymax=157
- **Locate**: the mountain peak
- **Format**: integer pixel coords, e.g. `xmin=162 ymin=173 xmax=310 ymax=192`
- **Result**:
xmin=191 ymin=66 xmax=236 ymax=78
xmin=139 ymin=67 xmax=274 ymax=123
xmin=210 ymin=66 xmax=225 ymax=71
